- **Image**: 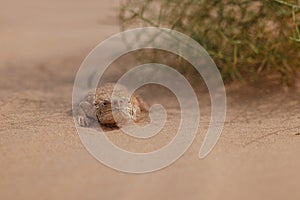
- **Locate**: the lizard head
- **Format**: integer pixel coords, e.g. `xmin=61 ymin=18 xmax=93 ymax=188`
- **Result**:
xmin=93 ymin=97 xmax=137 ymax=126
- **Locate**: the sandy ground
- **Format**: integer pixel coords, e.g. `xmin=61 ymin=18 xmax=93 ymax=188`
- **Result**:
xmin=1 ymin=0 xmax=300 ymax=199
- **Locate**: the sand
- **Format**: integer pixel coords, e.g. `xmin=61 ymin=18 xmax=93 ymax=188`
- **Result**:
xmin=0 ymin=0 xmax=300 ymax=199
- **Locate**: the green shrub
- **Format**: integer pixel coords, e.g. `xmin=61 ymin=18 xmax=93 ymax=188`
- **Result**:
xmin=120 ymin=0 xmax=300 ymax=84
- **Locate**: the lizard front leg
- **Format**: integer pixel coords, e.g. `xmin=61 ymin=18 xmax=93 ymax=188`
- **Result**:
xmin=77 ymin=95 xmax=97 ymax=127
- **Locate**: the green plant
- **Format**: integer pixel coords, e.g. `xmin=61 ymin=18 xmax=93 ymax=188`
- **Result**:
xmin=119 ymin=0 xmax=300 ymax=84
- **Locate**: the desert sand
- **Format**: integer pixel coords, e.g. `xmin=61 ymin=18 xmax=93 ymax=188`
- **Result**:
xmin=0 ymin=0 xmax=300 ymax=199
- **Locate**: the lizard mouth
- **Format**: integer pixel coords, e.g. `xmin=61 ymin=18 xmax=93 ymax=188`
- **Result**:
xmin=98 ymin=107 xmax=132 ymax=118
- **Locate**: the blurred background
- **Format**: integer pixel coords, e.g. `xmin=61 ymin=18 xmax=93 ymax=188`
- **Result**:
xmin=0 ymin=0 xmax=119 ymax=65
